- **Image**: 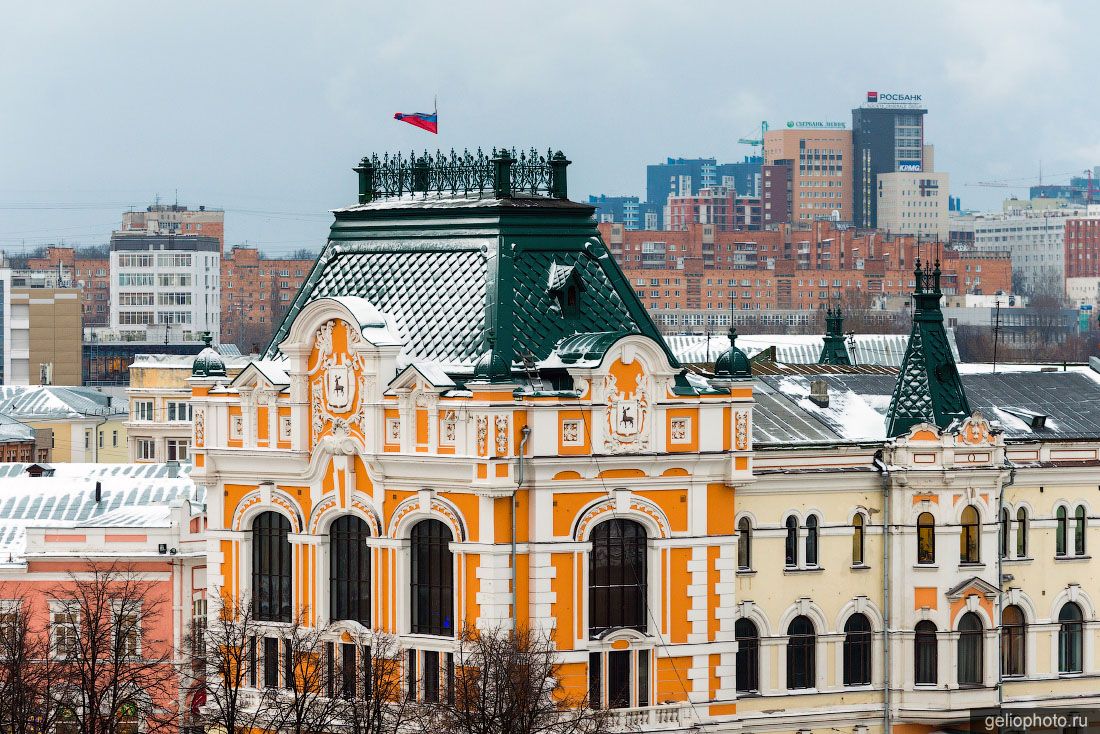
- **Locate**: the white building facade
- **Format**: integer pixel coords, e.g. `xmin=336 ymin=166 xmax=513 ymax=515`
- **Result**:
xmin=109 ymin=233 xmax=221 ymax=342
xmin=876 ymin=171 xmax=950 ymax=241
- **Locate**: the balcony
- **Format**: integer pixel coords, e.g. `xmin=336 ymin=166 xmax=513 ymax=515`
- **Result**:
xmin=605 ymin=703 xmax=695 ymax=731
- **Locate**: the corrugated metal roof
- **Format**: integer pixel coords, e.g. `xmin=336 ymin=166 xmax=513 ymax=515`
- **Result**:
xmin=0 ymin=386 xmax=127 ymax=420
xmin=752 ymin=368 xmax=1100 ymax=446
xmin=0 ymin=463 xmax=199 ymax=562
xmin=668 ymin=331 xmax=960 ymax=367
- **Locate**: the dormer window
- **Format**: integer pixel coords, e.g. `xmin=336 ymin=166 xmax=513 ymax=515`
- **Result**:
xmin=547 ymin=262 xmax=585 ymax=319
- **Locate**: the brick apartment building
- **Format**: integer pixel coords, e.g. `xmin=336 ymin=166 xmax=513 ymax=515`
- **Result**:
xmin=666 ymin=186 xmax=763 ymax=231
xmin=221 ymin=246 xmax=313 ymax=352
xmin=600 ymin=221 xmax=1011 ymax=331
xmin=1065 ymin=218 xmax=1100 ymax=278
xmin=25 ymin=245 xmax=111 ymax=326
xmin=121 ymin=203 xmax=225 ymax=247
xmin=764 ymin=127 xmax=854 ymax=224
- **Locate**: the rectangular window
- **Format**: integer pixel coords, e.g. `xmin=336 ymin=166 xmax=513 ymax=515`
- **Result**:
xmin=636 ymin=649 xmax=650 ymax=706
xmin=341 ymin=643 xmax=357 ymax=698
xmin=167 ymin=401 xmax=193 ymax=422
xmin=117 ymin=273 xmax=155 ymax=286
xmin=133 ymin=400 xmax=154 ymax=421
xmin=117 ymin=254 xmax=154 ymax=268
xmin=118 ymin=293 xmax=155 ymax=306
xmin=262 ymin=637 xmax=279 ymax=688
xmin=167 ymin=439 xmax=189 ymax=462
xmin=608 ymin=650 xmax=631 ymax=709
xmin=51 ymin=604 xmax=79 ymax=659
xmin=422 ymin=650 xmax=439 ymax=703
xmin=248 ymin=637 xmax=258 ymax=687
xmin=406 ymin=649 xmax=417 ymax=701
xmin=158 ymin=274 xmax=193 ymax=287
xmin=136 ymin=439 xmax=156 ymax=461
xmin=284 ymin=639 xmax=294 ymax=691
xmin=157 ymin=253 xmax=192 ymax=268
xmin=588 ymin=653 xmax=602 ymax=709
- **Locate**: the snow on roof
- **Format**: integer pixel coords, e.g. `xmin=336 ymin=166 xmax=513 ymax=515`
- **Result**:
xmin=232 ymin=358 xmax=292 ymax=389
xmin=131 ymin=352 xmax=253 ymax=369
xmin=667 ymin=331 xmax=961 ymax=368
xmin=0 ymin=462 xmax=199 ymax=563
xmin=0 ymin=386 xmax=127 ymax=420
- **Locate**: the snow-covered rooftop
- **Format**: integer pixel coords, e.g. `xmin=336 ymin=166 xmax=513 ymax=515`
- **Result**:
xmin=0 ymin=385 xmax=127 ymax=420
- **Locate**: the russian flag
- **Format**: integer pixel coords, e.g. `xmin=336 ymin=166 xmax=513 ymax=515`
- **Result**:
xmin=394 ymin=111 xmax=438 ymax=134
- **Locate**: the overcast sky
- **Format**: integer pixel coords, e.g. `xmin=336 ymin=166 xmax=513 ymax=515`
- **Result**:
xmin=1 ymin=0 xmax=1096 ymax=255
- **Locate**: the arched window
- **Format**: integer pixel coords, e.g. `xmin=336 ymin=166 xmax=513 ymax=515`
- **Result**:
xmin=852 ymin=514 xmax=865 ymax=566
xmin=1057 ymin=506 xmax=1068 ymax=557
xmin=786 ymin=615 xmax=815 ymax=690
xmin=1015 ymin=508 xmax=1028 ymax=558
xmin=1001 ymin=604 xmax=1025 ymax=677
xmin=253 ymin=511 xmax=292 ymax=622
xmin=589 ymin=519 xmax=647 ymax=636
xmin=805 ymin=516 xmax=819 ymax=567
xmin=330 ymin=515 xmax=370 ymax=625
xmin=1058 ymin=602 xmax=1083 ymax=674
xmin=1074 ymin=506 xmax=1087 ymax=556
xmin=737 ymin=517 xmax=752 ymax=571
xmin=917 ymin=512 xmax=935 ymax=565
xmin=960 ymin=505 xmax=980 ymax=564
xmin=842 ymin=613 xmax=872 ymax=686
xmin=734 ymin=618 xmax=759 ymax=693
xmin=958 ymin=612 xmax=984 ymax=686
xmin=914 ymin=621 xmax=938 ymax=685
xmin=410 ymin=519 xmax=454 ymax=636
xmin=784 ymin=516 xmax=798 ymax=568
xmin=999 ymin=508 xmax=1010 ymax=559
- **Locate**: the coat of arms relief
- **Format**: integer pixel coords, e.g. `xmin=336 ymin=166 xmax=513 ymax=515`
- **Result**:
xmin=602 ymin=372 xmax=652 ymax=453
xmin=310 ymin=319 xmax=374 ymax=448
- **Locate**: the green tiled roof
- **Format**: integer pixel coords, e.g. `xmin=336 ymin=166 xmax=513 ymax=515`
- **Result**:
xmin=266 ymin=195 xmax=679 ymax=377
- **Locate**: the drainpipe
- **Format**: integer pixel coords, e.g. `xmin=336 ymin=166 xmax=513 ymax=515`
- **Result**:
xmin=874 ymin=451 xmax=891 ymax=734
xmin=514 ymin=425 xmax=531 ymax=629
xmin=996 ymin=460 xmax=1017 ymax=711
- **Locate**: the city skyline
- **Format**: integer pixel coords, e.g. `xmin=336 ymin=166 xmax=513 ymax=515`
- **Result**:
xmin=2 ymin=0 xmax=1097 ymax=252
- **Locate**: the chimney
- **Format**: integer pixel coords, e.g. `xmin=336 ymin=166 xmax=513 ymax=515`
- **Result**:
xmin=94 ymin=481 xmax=102 ymax=503
xmin=167 ymin=460 xmax=179 ymax=478
xmin=810 ymin=379 xmax=830 ymax=408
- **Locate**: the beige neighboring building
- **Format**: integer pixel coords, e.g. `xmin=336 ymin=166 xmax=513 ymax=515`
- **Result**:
xmin=0 ymin=385 xmax=128 ymax=462
xmin=764 ymin=127 xmax=854 ymax=223
xmin=10 ymin=285 xmax=83 ymax=385
xmin=875 ymin=171 xmax=950 ymax=241
xmin=125 ymin=350 xmax=249 ymax=463
xmin=1066 ymin=276 xmax=1100 ymax=307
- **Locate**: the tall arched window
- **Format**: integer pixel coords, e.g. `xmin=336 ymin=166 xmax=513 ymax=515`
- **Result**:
xmin=1074 ymin=506 xmax=1087 ymax=556
xmin=410 ymin=519 xmax=454 ymax=636
xmin=852 ymin=514 xmax=865 ymax=566
xmin=1057 ymin=506 xmax=1068 ymax=556
xmin=1001 ymin=604 xmax=1025 ymax=677
xmin=253 ymin=511 xmax=292 ymax=622
xmin=960 ymin=505 xmax=980 ymax=564
xmin=1015 ymin=508 xmax=1028 ymax=558
xmin=786 ymin=616 xmax=815 ymax=690
xmin=842 ymin=613 xmax=872 ymax=686
xmin=589 ymin=519 xmax=647 ymax=636
xmin=914 ymin=621 xmax=937 ymax=685
xmin=784 ymin=516 xmax=798 ymax=568
xmin=737 ymin=518 xmax=752 ymax=571
xmin=330 ymin=515 xmax=371 ymax=625
xmin=805 ymin=516 xmax=819 ymax=567
xmin=917 ymin=512 xmax=935 ymax=565
xmin=958 ymin=612 xmax=984 ymax=686
xmin=734 ymin=618 xmax=759 ymax=693
xmin=1058 ymin=602 xmax=1083 ymax=674
xmin=999 ymin=508 xmax=1010 ymax=559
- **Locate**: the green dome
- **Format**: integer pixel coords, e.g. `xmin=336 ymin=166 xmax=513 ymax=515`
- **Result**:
xmin=714 ymin=327 xmax=751 ymax=378
xmin=192 ymin=333 xmax=227 ymax=378
xmin=473 ymin=333 xmax=511 ymax=382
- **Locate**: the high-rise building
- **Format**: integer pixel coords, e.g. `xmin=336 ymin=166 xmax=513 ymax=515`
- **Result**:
xmin=588 ymin=195 xmax=645 ymax=229
xmin=221 ymin=246 xmax=313 ymax=353
xmin=646 ymin=156 xmax=762 ymax=228
xmin=852 ymin=92 xmax=927 ymax=228
xmin=875 ymin=171 xmax=950 ymax=241
xmin=760 ymin=163 xmax=792 ymax=225
xmin=121 ymin=204 xmax=225 ymax=248
xmin=763 ymin=128 xmax=853 ymax=224
xmin=109 ymin=233 xmax=221 ymax=341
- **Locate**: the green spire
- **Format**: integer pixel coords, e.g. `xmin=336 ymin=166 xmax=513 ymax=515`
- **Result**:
xmin=818 ymin=306 xmax=852 ymax=366
xmin=885 ymin=259 xmax=971 ymax=437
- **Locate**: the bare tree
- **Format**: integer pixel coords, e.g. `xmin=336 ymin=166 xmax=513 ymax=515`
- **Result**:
xmin=263 ymin=615 xmax=344 ymax=734
xmin=436 ymin=625 xmax=608 ymax=734
xmin=331 ymin=630 xmax=424 ymax=734
xmin=0 ymin=592 xmax=65 ymax=734
xmin=47 ymin=562 xmax=178 ymax=734
xmin=185 ymin=593 xmax=270 ymax=734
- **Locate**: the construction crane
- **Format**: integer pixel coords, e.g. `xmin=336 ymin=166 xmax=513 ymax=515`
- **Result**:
xmin=1085 ymin=169 xmax=1097 ymax=205
xmin=969 ymin=168 xmax=1082 ymax=189
xmin=738 ymin=121 xmax=768 ymax=159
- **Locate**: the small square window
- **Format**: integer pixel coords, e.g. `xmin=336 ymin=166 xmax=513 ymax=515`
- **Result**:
xmin=561 ymin=419 xmax=583 ymax=447
xmin=670 ymin=417 xmax=691 ymax=444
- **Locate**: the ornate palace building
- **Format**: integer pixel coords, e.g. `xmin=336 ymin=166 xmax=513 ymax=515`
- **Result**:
xmin=193 ymin=149 xmax=752 ymax=731
xmin=191 ymin=149 xmax=1100 ymax=733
